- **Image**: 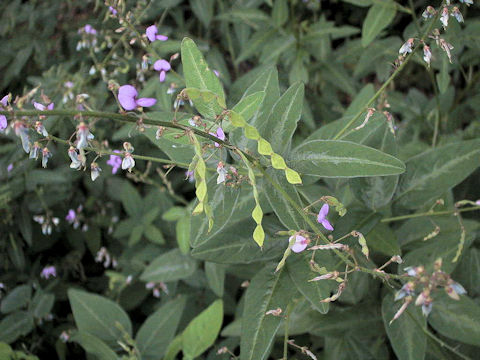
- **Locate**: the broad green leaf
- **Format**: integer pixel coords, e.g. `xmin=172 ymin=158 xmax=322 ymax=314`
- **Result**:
xmin=30 ymin=291 xmax=54 ymax=319
xmin=181 ymin=37 xmax=225 ymax=103
xmin=185 ymin=87 xmax=225 ymax=119
xmin=0 ymin=311 xmax=34 ymax=343
xmin=361 ymin=2 xmax=396 ymax=47
xmin=176 ymin=215 xmax=191 ymax=254
xmin=365 ymin=223 xmax=401 ymax=256
xmin=71 ymin=331 xmax=118 ymax=360
xmin=140 ymin=248 xmax=196 ymax=283
xmin=136 ymin=297 xmax=186 ymax=359
xmin=265 ymin=82 xmax=304 ymax=154
xmin=68 ymin=289 xmax=132 ymax=347
xmin=240 ymin=264 xmax=297 ymax=360
xmin=428 ymin=293 xmax=480 ymax=346
xmin=182 ymin=299 xmax=224 ymax=358
xmin=205 ymin=262 xmax=225 ymax=297
xmin=144 ymin=225 xmax=165 ymax=245
xmin=350 ymin=113 xmax=399 ymax=209
xmin=232 ymin=91 xmax=266 ymax=122
xmin=395 ymin=139 xmax=480 ymax=209
xmin=162 ymin=206 xmax=187 ymax=221
xmin=190 ymin=217 xmax=285 ymax=264
xmin=382 ymin=293 xmax=426 ymax=360
xmin=272 ymin=0 xmax=288 ymax=27
xmin=264 ymin=169 xmax=306 ymax=229
xmin=1 ymin=285 xmax=31 ymax=314
xmin=259 ymin=35 xmax=296 ymax=64
xmin=289 ymin=140 xmax=405 ymax=177
xmin=286 ymin=252 xmax=338 ymax=314
xmin=164 ymin=335 xmax=182 ymax=360
xmin=121 ymin=182 xmax=143 ymax=218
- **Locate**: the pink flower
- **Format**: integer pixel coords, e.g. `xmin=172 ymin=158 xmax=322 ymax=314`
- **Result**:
xmin=209 ymin=127 xmax=225 ymax=147
xmin=33 ymin=102 xmax=54 ymax=111
xmin=7 ymin=164 xmax=13 ymax=172
xmin=146 ymin=25 xmax=168 ymax=42
xmin=106 ymin=151 xmax=122 ymax=174
xmin=290 ymin=234 xmax=309 ymax=253
xmin=41 ymin=266 xmax=56 ymax=279
xmin=317 ymin=204 xmax=334 ymax=231
xmin=153 ymin=59 xmax=171 ymax=82
xmin=118 ymin=85 xmax=156 ymax=111
xmin=0 ymin=115 xmax=7 ymax=131
xmin=66 ymin=209 xmax=76 ymax=223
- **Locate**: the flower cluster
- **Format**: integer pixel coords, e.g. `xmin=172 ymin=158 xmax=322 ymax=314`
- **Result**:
xmin=391 ymin=258 xmax=466 ymax=322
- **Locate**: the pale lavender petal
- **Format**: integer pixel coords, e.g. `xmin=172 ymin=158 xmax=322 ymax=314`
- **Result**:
xmin=47 ymin=103 xmax=54 ymax=110
xmin=321 ymin=219 xmax=334 ymax=231
xmin=159 ymin=71 xmax=166 ymax=82
xmin=0 ymin=95 xmax=8 ymax=107
xmin=146 ymin=25 xmax=158 ymax=42
xmin=292 ymin=242 xmax=307 ymax=253
xmin=156 ymin=35 xmax=168 ymax=41
xmin=34 ymin=102 xmax=46 ymax=111
xmin=153 ymin=59 xmax=171 ymax=71
xmin=136 ymin=97 xmax=157 ymax=107
xmin=319 ymin=203 xmax=329 ymax=218
xmin=0 ymin=115 xmax=7 ymax=131
xmin=118 ymin=85 xmax=138 ymax=110
xmin=216 ymin=127 xmax=225 ymax=141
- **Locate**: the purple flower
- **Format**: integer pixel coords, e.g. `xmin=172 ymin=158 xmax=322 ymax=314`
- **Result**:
xmin=290 ymin=234 xmax=309 ymax=253
xmin=7 ymin=163 xmax=13 ymax=172
xmin=41 ymin=266 xmax=56 ymax=279
xmin=66 ymin=209 xmax=76 ymax=223
xmin=153 ymin=59 xmax=171 ymax=82
xmin=118 ymin=85 xmax=156 ymax=111
xmin=83 ymin=24 xmax=97 ymax=35
xmin=146 ymin=25 xmax=168 ymax=42
xmin=33 ymin=102 xmax=54 ymax=111
xmin=0 ymin=95 xmax=8 ymax=108
xmin=209 ymin=127 xmax=225 ymax=147
xmin=185 ymin=170 xmax=195 ymax=182
xmin=108 ymin=6 xmax=117 ymax=15
xmin=107 ymin=151 xmax=122 ymax=174
xmin=0 ymin=115 xmax=7 ymax=131
xmin=317 ymin=204 xmax=334 ymax=231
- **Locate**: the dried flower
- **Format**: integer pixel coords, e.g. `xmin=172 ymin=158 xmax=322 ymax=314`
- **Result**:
xmin=216 ymin=162 xmax=228 ymax=184
xmin=423 ymin=45 xmax=432 ymax=66
xmin=76 ymin=122 xmax=94 ymax=149
xmin=440 ymin=7 xmax=449 ymax=29
xmin=121 ymin=152 xmax=135 ymax=172
xmin=91 ymin=162 xmax=102 ymax=181
xmin=422 ymin=6 xmax=436 ymax=19
xmin=451 ymin=7 xmax=464 ymax=23
xmin=439 ymin=39 xmax=454 ymax=63
xmin=399 ymin=38 xmax=414 ymax=56
xmin=42 ymin=147 xmax=52 ymax=168
xmin=68 ymin=147 xmax=83 ymax=169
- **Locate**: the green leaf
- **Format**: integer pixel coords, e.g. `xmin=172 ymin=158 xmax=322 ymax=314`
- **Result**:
xmin=30 ymin=291 xmax=54 ymax=319
xmin=286 ymin=253 xmax=338 ymax=314
xmin=290 ymin=140 xmax=405 ymax=177
xmin=67 ymin=289 xmax=132 ymax=347
xmin=1 ymin=285 xmax=31 ymax=314
xmin=0 ymin=311 xmax=34 ymax=344
xmin=272 ymin=0 xmax=288 ymax=27
xmin=140 ymin=248 xmax=196 ymax=283
xmin=361 ymin=2 xmax=396 ymax=47
xmin=395 ymin=139 xmax=480 ymax=209
xmin=265 ymin=82 xmax=304 ymax=154
xmin=366 ymin=223 xmax=401 ymax=256
xmin=182 ymin=299 xmax=224 ymax=358
xmin=121 ymin=182 xmax=143 ymax=218
xmin=240 ymin=264 xmax=297 ymax=360
xmin=428 ymin=293 xmax=480 ymax=346
xmin=162 ymin=206 xmax=187 ymax=221
xmin=189 ymin=0 xmax=214 ymax=27
xmin=205 ymin=262 xmax=225 ymax=297
xmin=181 ymin=37 xmax=225 ymax=103
xmin=382 ymin=293 xmax=426 ymax=360
xmin=176 ymin=215 xmax=191 ymax=254
xmin=185 ymin=87 xmax=225 ymax=119
xmin=144 ymin=225 xmax=165 ymax=245
xmin=136 ymin=297 xmax=186 ymax=360
xmin=264 ymin=169 xmax=306 ymax=229
xmin=232 ymin=91 xmax=266 ymax=122
xmin=71 ymin=331 xmax=118 ymax=360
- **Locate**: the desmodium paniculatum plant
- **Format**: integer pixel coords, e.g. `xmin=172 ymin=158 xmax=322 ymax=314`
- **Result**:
xmin=0 ymin=0 xmax=479 ymax=359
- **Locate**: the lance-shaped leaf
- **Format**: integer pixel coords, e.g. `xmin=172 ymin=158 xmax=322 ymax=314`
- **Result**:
xmin=289 ymin=140 xmax=405 ymax=177
xmin=362 ymin=2 xmax=396 ymax=47
xmin=395 ymin=139 xmax=480 ymax=209
xmin=140 ymin=249 xmax=197 ymax=283
xmin=181 ymin=37 xmax=225 ymax=103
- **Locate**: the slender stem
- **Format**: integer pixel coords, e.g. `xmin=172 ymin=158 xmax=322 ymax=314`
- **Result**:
xmin=332 ymin=10 xmax=441 ymax=140
xmin=282 ymin=302 xmax=294 ymax=360
xmin=381 ymin=206 xmax=480 ymax=223
xmin=0 ymin=109 xmax=231 ymax=148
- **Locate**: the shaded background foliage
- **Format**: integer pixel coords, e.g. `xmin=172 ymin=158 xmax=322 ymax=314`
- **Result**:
xmin=1 ymin=0 xmax=480 ymax=359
